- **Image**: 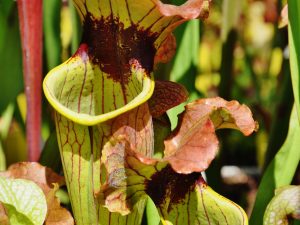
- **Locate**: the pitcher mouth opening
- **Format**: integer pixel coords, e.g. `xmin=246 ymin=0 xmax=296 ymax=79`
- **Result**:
xmin=43 ymin=0 xmax=211 ymax=126
xmin=43 ymin=51 xmax=154 ymax=126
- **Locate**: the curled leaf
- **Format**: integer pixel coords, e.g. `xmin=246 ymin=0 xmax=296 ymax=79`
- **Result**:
xmin=99 ymin=137 xmax=248 ymax=224
xmin=164 ymin=97 xmax=257 ymax=174
xmin=264 ymin=185 xmax=300 ymax=225
xmin=0 ymin=162 xmax=73 ymax=225
xmin=110 ymin=103 xmax=154 ymax=157
xmin=0 ymin=162 xmax=64 ymax=187
xmin=279 ymin=4 xmax=288 ymax=28
xmin=98 ymin=97 xmax=257 ymax=215
xmin=45 ymin=184 xmax=74 ymax=225
xmin=148 ymin=80 xmax=188 ymax=118
xmin=54 ymin=103 xmax=153 ymax=223
xmin=154 ymin=0 xmax=210 ymax=20
xmin=194 ymin=97 xmax=257 ymax=135
xmin=99 ymin=137 xmax=157 ymax=215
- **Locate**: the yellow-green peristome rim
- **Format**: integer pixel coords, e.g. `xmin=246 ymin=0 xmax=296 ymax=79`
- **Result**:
xmin=43 ymin=61 xmax=155 ymax=126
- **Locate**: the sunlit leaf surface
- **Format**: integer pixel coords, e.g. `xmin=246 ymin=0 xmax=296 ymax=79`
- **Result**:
xmin=0 ymin=104 xmax=14 ymax=170
xmin=97 ymin=97 xmax=255 ymax=223
xmin=44 ymin=45 xmax=155 ymax=126
xmin=164 ymin=97 xmax=257 ymax=173
xmin=44 ymin=0 xmax=210 ymax=125
xmin=0 ymin=176 xmax=47 ymax=225
xmin=43 ymin=0 xmax=215 ymax=224
xmin=250 ymin=107 xmax=300 ymax=225
xmin=99 ymin=136 xmax=248 ymax=224
xmin=0 ymin=162 xmax=73 ymax=225
xmin=289 ymin=0 xmax=300 ymax=122
xmin=54 ymin=104 xmax=153 ymax=224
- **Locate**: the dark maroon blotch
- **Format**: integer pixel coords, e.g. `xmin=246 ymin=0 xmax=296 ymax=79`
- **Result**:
xmin=145 ymin=165 xmax=201 ymax=207
xmin=82 ymin=14 xmax=158 ymax=83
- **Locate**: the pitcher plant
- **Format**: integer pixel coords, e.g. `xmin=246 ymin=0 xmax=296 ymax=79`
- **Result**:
xmin=43 ymin=0 xmax=258 ymax=224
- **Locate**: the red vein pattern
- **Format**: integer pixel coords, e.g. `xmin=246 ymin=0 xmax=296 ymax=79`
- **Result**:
xmin=148 ymin=80 xmax=188 ymax=118
xmin=55 ymin=103 xmax=153 ymax=224
xmin=47 ymin=1 xmax=212 ymax=224
xmin=99 ymin=138 xmax=247 ymax=224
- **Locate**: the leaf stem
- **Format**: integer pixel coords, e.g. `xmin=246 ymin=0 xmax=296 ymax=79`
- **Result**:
xmin=17 ymin=0 xmax=43 ymax=161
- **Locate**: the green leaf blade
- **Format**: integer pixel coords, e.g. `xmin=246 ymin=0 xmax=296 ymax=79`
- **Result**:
xmin=250 ymin=106 xmax=300 ymax=224
xmin=0 ymin=104 xmax=14 ymax=171
xmin=3 ymin=204 xmax=34 ymax=225
xmin=0 ymin=176 xmax=47 ymax=225
xmin=168 ymin=19 xmax=200 ymax=130
xmin=289 ymin=0 xmax=300 ymax=122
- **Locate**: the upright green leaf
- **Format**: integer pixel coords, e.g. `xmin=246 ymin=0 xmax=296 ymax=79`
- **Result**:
xmin=289 ymin=0 xmax=300 ymax=122
xmin=68 ymin=0 xmax=81 ymax=54
xmin=0 ymin=176 xmax=47 ymax=225
xmin=39 ymin=130 xmax=61 ymax=173
xmin=221 ymin=0 xmax=242 ymax=42
xmin=2 ymin=119 xmax=27 ymax=168
xmin=250 ymin=106 xmax=300 ymax=225
xmin=0 ymin=144 xmax=6 ymax=172
xmin=0 ymin=3 xmax=23 ymax=112
xmin=0 ymin=0 xmax=14 ymax=50
xmin=0 ymin=104 xmax=14 ymax=171
xmin=43 ymin=0 xmax=61 ymax=70
xmin=143 ymin=197 xmax=160 ymax=225
xmin=171 ymin=19 xmax=200 ymax=83
xmin=0 ymin=104 xmax=14 ymax=140
xmin=168 ymin=19 xmax=200 ymax=129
